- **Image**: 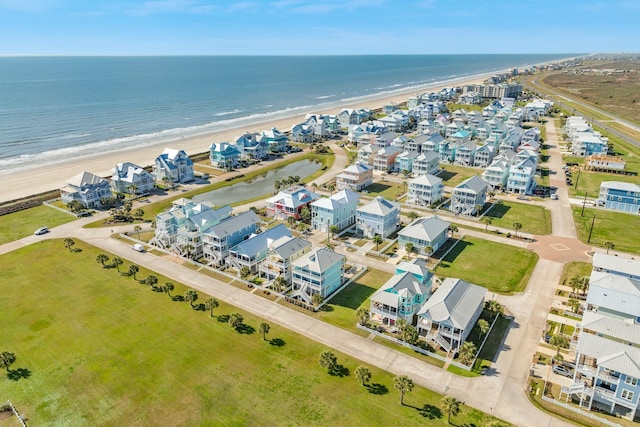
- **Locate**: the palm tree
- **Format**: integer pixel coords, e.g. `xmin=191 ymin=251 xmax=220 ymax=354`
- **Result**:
xmin=567 ymin=298 xmax=581 ymax=314
xmin=128 ymin=264 xmax=139 ymax=280
xmin=134 ymin=208 xmax=145 ymax=219
xmin=604 ymin=241 xmax=615 ymax=254
xmin=478 ymin=319 xmax=490 ymax=339
xmin=577 ymin=276 xmax=590 ymax=296
xmin=441 ymin=395 xmax=461 ymax=424
xmin=482 ymin=217 xmax=492 ymax=232
xmin=396 ymin=318 xmax=408 ymax=338
xmin=144 ymin=275 xmax=158 ymax=288
xmin=96 ymin=253 xmax=109 ymax=266
xmin=311 ymin=293 xmax=324 ymax=307
xmin=372 ymin=234 xmax=383 ymax=251
xmin=330 ymin=225 xmax=339 ymax=241
xmin=513 ymin=222 xmax=523 ymax=238
xmin=112 ymin=256 xmax=123 ymax=272
xmin=300 ymin=206 xmax=311 ymax=223
xmin=128 ymin=183 xmax=139 ymax=196
xmin=355 ymin=307 xmax=369 ymax=326
xmin=204 ymin=297 xmax=219 ymax=317
xmin=185 ymin=289 xmax=199 ymax=307
xmin=403 ymin=325 xmax=419 ymax=345
xmin=425 ymin=245 xmax=433 ymax=257
xmin=569 ymin=275 xmax=582 ymax=296
xmin=64 ymin=238 xmax=75 ymax=252
xmin=311 ymin=182 xmax=318 ymax=193
xmin=458 ymin=341 xmax=477 ymax=365
xmin=0 ymin=351 xmax=16 ymax=371
xmin=274 ymin=180 xmax=281 ymax=193
xmin=163 ymin=282 xmax=174 ymax=297
xmin=406 ymin=210 xmax=419 ymax=221
xmin=319 ymin=350 xmax=337 ymax=373
xmin=229 ymin=312 xmax=244 ymax=329
xmin=393 ymin=375 xmax=414 ymax=405
xmin=182 ymin=244 xmax=195 ymax=259
xmin=549 ymin=334 xmax=569 ymax=359
xmin=484 ymin=300 xmax=504 ymax=319
xmin=239 ymin=266 xmax=251 ymax=280
xmin=354 ymin=365 xmax=372 ymax=386
xmin=327 ymin=183 xmax=336 ymax=195
xmin=488 ymin=191 xmax=496 ymax=202
xmin=405 ymin=242 xmax=414 ymax=255
xmin=273 ymin=275 xmax=287 ymax=293
xmin=258 ymin=322 xmax=270 ymax=340
xmin=134 ymin=225 xmax=142 ymax=239
xmin=287 ymin=215 xmax=296 ymax=226
xmin=448 ymin=225 xmax=458 ymax=238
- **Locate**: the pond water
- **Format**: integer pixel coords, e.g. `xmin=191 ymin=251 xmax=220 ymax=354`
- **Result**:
xmin=194 ymin=159 xmax=322 ymax=206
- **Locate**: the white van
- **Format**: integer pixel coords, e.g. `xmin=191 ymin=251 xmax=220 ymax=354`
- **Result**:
xmin=131 ymin=243 xmax=145 ymax=252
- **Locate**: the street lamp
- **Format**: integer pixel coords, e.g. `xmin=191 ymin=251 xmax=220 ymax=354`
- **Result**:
xmin=587 ymin=214 xmax=596 ymax=243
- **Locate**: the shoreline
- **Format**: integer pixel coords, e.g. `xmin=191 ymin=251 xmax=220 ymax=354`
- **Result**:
xmin=0 ymin=61 xmax=560 ymax=204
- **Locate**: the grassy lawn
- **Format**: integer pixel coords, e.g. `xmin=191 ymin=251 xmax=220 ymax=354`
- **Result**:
xmin=448 ymin=314 xmax=511 ymax=377
xmin=0 ymin=205 xmax=75 ymax=245
xmin=558 ymin=261 xmax=592 ymax=286
xmin=437 ymin=165 xmax=481 ymax=187
xmin=572 ymin=206 xmax=640 ymax=254
xmin=485 ymin=201 xmax=552 ymax=235
xmin=315 ymin=269 xmax=392 ymax=330
xmin=0 ymin=239 xmax=507 ymax=426
xmin=434 ymin=237 xmax=539 ymax=294
xmin=364 ymin=180 xmax=406 ymax=200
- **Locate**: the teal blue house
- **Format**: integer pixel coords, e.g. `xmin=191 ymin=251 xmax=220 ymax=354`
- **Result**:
xmin=209 ymin=142 xmax=241 ymax=169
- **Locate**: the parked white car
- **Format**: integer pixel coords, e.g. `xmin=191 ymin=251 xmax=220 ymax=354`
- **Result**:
xmin=34 ymin=227 xmax=49 ymax=235
xmin=131 ymin=243 xmax=146 ymax=252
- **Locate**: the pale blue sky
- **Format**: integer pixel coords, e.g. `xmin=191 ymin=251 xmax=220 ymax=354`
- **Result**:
xmin=0 ymin=0 xmax=636 ymax=55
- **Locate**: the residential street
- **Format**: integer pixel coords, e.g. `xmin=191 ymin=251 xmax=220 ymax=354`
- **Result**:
xmin=1 ymin=122 xmax=617 ymax=427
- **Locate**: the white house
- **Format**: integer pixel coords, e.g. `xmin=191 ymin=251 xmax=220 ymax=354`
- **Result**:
xmin=61 ymin=171 xmax=113 ymax=209
xmin=110 ymin=162 xmax=155 ymax=196
xmin=407 ymin=174 xmax=444 ymax=207
xmin=356 ymin=196 xmax=400 ymax=239
xmin=450 ymin=176 xmax=488 ymax=216
xmin=153 ymin=148 xmax=195 ymax=184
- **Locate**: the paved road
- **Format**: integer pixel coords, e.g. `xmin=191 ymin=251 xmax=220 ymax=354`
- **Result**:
xmin=1 ymin=129 xmax=604 ymax=426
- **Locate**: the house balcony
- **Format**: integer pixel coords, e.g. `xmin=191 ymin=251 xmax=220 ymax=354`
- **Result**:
xmin=370 ymin=304 xmax=398 ymax=317
xmin=596 ymin=371 xmax=621 ymax=385
xmin=577 ymin=364 xmax=596 ymax=378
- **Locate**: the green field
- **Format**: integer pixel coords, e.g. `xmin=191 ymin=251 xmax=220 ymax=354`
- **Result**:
xmin=485 ymin=201 xmax=552 ymax=235
xmin=434 ymin=237 xmax=539 ymax=294
xmin=0 ymin=205 xmax=75 ymax=245
xmin=438 ymin=165 xmax=480 ymax=187
xmin=558 ymin=261 xmax=592 ymax=287
xmin=572 ymin=206 xmax=640 ymax=254
xmin=0 ymin=239 xmax=507 ymax=426
xmin=364 ymin=180 xmax=406 ymax=200
xmin=315 ymin=269 xmax=392 ymax=330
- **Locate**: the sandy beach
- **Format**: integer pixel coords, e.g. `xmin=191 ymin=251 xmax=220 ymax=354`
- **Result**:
xmin=0 ymin=72 xmax=500 ymax=204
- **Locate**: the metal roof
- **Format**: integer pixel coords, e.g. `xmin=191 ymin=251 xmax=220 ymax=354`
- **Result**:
xmin=576 ymin=333 xmax=640 ymax=379
xmin=417 ymin=278 xmax=486 ymax=330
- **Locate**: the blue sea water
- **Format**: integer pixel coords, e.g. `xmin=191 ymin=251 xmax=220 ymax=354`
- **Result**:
xmin=0 ymin=54 xmax=573 ymax=171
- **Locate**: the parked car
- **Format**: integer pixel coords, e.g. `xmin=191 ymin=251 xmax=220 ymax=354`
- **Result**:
xmin=34 ymin=227 xmax=49 ymax=235
xmin=551 ymin=194 xmax=559 ymax=200
xmin=131 ymin=243 xmax=146 ymax=252
xmin=553 ymin=365 xmax=573 ymax=378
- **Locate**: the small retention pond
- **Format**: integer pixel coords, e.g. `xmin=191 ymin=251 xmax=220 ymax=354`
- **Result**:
xmin=193 ymin=159 xmax=322 ymax=206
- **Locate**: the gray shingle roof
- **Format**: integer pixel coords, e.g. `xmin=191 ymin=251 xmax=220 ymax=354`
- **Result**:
xmin=293 ymin=248 xmax=345 ymax=272
xmin=205 ymin=210 xmax=260 ymax=239
xmin=417 ymin=278 xmax=486 ymax=330
xmin=399 ymin=216 xmax=449 ymax=241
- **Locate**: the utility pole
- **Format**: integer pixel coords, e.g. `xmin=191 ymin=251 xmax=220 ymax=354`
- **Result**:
xmin=574 ymin=169 xmax=580 ymax=190
xmin=587 ymin=214 xmax=596 ymax=243
xmin=581 ymin=192 xmax=588 ymax=217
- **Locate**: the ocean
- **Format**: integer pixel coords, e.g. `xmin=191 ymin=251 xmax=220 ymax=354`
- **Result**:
xmin=0 ymin=54 xmax=573 ymax=172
